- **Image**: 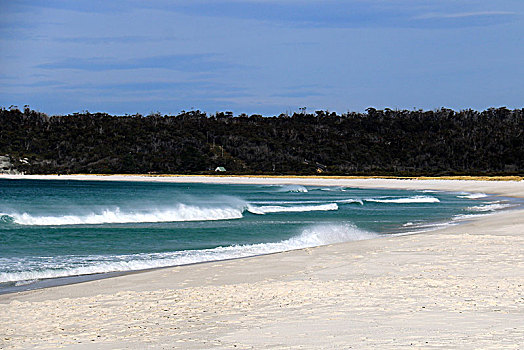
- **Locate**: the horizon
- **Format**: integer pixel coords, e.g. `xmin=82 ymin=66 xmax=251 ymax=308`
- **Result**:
xmin=1 ymin=1 xmax=523 ymax=116
xmin=2 ymin=105 xmax=521 ymax=118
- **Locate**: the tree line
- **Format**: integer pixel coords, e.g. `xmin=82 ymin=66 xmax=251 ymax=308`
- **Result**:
xmin=0 ymin=106 xmax=522 ymax=175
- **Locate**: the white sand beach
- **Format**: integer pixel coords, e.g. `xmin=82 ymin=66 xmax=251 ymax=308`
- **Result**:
xmin=1 ymin=176 xmax=523 ymax=349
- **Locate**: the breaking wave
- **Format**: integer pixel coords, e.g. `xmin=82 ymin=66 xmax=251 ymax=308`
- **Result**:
xmin=0 ymin=223 xmax=377 ymax=283
xmin=277 ymin=185 xmax=308 ymax=193
xmin=365 ymin=196 xmax=440 ymax=204
xmin=0 ymin=214 xmax=14 ymax=224
xmin=1 ymin=194 xmax=442 ymax=226
xmin=318 ymin=186 xmax=347 ymax=192
xmin=3 ymin=205 xmax=245 ymax=226
xmin=452 ymin=213 xmax=490 ymax=221
xmin=453 ymin=201 xmax=514 ymax=221
xmin=247 ymin=203 xmax=338 ymax=214
xmin=458 ymin=192 xmax=488 ymax=199
xmin=467 ymin=202 xmax=513 ymax=212
xmin=2 ymin=202 xmax=343 ymax=226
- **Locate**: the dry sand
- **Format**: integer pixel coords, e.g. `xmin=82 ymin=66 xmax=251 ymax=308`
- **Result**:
xmin=0 ymin=176 xmax=523 ymax=349
xmin=2 ymin=173 xmax=524 ymax=197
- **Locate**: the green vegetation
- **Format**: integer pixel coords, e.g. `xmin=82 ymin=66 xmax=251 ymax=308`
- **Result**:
xmin=1 ymin=107 xmax=522 ymax=176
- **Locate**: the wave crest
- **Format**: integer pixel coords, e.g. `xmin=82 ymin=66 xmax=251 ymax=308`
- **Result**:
xmin=468 ymin=202 xmax=512 ymax=212
xmin=365 ymin=196 xmax=440 ymax=204
xmin=247 ymin=203 xmax=338 ymax=214
xmin=0 ymin=214 xmax=14 ymax=224
xmin=458 ymin=192 xmax=487 ymax=199
xmin=3 ymin=202 xmax=343 ymax=226
xmin=7 ymin=204 xmax=244 ymax=226
xmin=277 ymin=185 xmax=308 ymax=193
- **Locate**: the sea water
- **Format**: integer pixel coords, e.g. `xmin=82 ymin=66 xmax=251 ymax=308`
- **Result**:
xmin=0 ymin=179 xmax=517 ymax=292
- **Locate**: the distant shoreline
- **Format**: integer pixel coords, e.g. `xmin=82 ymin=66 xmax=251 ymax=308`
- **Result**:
xmin=2 ymin=173 xmax=522 ymax=181
xmin=1 ymin=174 xmax=523 ymax=199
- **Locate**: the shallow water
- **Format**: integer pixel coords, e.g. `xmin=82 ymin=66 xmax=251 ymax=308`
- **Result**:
xmin=0 ymin=179 xmax=514 ymax=291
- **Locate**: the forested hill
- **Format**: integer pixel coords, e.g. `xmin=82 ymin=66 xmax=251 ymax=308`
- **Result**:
xmin=1 ymin=107 xmax=523 ymax=176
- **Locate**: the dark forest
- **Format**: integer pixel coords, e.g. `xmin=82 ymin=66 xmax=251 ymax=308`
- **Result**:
xmin=1 ymin=107 xmax=522 ymax=176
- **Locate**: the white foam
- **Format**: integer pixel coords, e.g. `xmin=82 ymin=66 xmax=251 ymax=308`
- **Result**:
xmin=400 ymin=219 xmax=451 ymax=231
xmin=4 ymin=200 xmax=350 ymax=226
xmin=452 ymin=213 xmax=490 ymax=221
xmin=252 ymin=199 xmax=363 ymax=206
xmin=247 ymin=203 xmax=338 ymax=215
xmin=458 ymin=192 xmax=487 ymax=199
xmin=0 ymin=223 xmax=377 ymax=283
xmin=277 ymin=185 xmax=308 ymax=193
xmin=9 ymin=204 xmax=244 ymax=226
xmin=250 ymin=200 xmax=326 ymax=205
xmin=398 ymin=221 xmax=458 ymax=235
xmin=365 ymin=196 xmax=440 ymax=204
xmin=14 ymin=279 xmax=37 ymax=286
xmin=319 ymin=186 xmax=347 ymax=192
xmin=467 ymin=202 xmax=512 ymax=212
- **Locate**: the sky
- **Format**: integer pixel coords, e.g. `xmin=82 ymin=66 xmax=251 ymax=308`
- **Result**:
xmin=0 ymin=0 xmax=523 ymax=116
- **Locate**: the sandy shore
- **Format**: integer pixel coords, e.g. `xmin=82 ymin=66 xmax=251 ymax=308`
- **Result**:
xmin=2 ymin=173 xmax=524 ymax=196
xmin=1 ymin=176 xmax=523 ymax=349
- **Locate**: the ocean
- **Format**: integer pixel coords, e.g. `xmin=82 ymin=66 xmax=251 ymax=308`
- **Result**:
xmin=0 ymin=179 xmax=516 ymax=293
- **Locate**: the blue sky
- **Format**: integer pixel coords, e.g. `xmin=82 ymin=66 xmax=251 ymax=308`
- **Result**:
xmin=0 ymin=0 xmax=522 ymax=115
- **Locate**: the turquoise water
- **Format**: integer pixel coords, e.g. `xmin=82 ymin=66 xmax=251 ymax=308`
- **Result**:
xmin=0 ymin=179 xmax=514 ymax=292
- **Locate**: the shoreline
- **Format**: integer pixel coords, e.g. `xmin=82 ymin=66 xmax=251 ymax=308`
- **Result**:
xmin=2 ymin=173 xmax=524 ymax=197
xmin=2 ymin=173 xmax=522 ymax=181
xmin=1 ymin=176 xmax=523 ymax=348
xmin=1 ymin=175 xmax=522 ymax=291
xmin=1 ymin=205 xmax=521 ymax=297
xmin=1 ymin=174 xmax=522 ymax=296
